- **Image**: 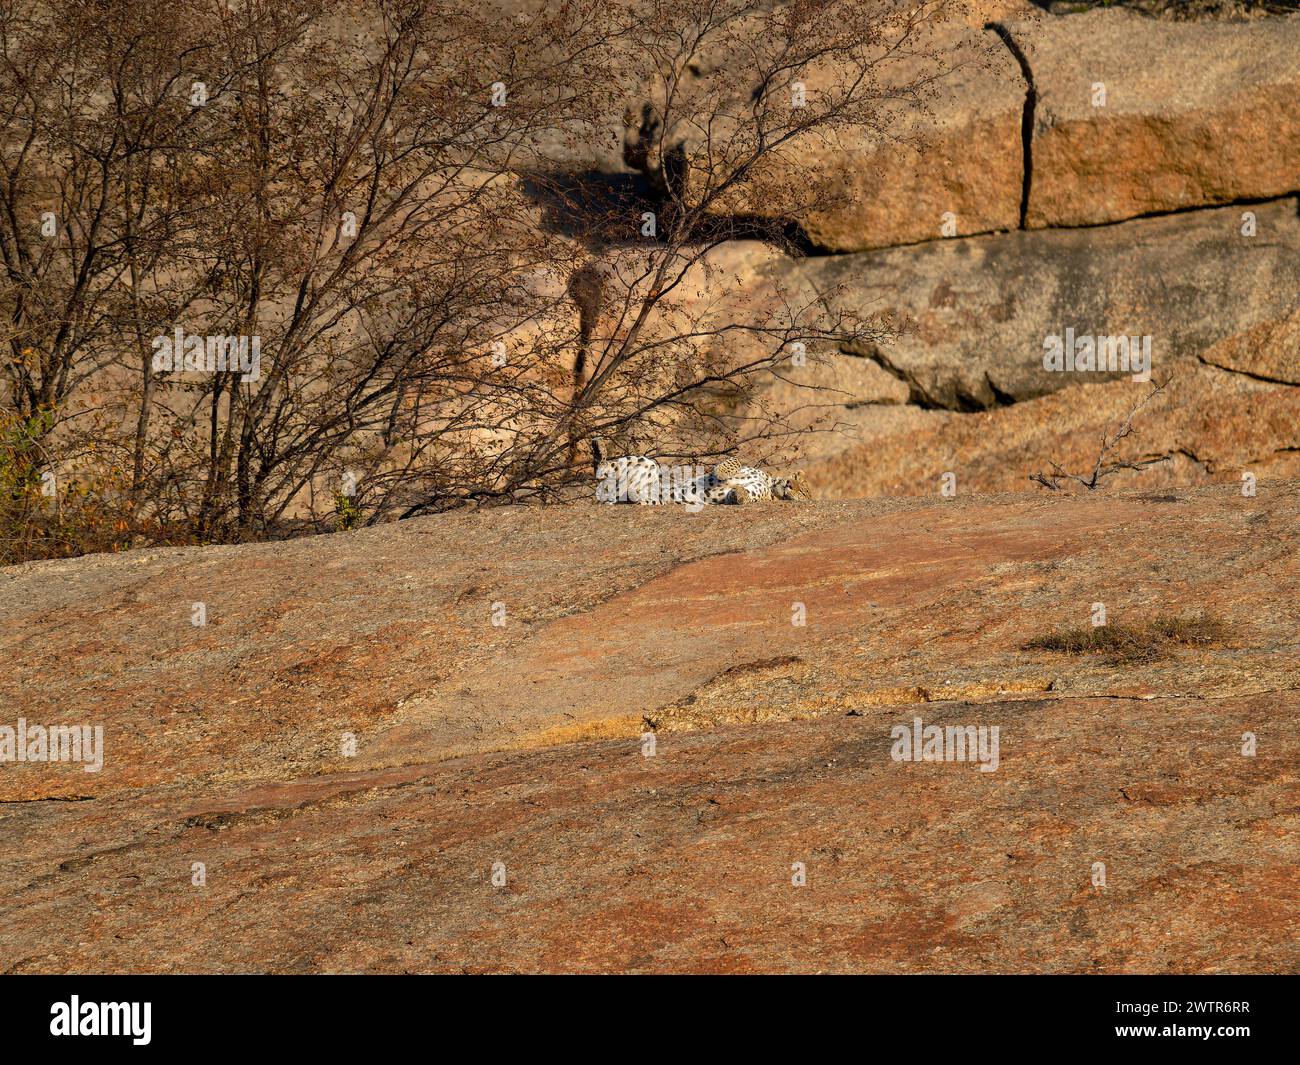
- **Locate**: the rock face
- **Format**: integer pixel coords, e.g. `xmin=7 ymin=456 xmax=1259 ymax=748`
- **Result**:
xmin=776 ymin=25 xmax=1026 ymax=252
xmin=599 ymin=7 xmax=1300 ymax=500
xmin=668 ymin=18 xmax=1027 ymax=253
xmin=374 ymin=4 xmax=1300 ymax=504
xmin=1 ymin=484 xmax=1296 ymax=972
xmin=803 ymin=359 xmax=1300 ymax=498
xmin=1007 ymin=9 xmax=1300 ymax=229
xmin=1198 ymin=305 xmax=1300 ymax=385
xmin=798 ymin=198 xmax=1300 ymax=409
xmin=646 ymin=7 xmax=1300 ymax=250
xmin=733 ymin=197 xmax=1300 ymax=495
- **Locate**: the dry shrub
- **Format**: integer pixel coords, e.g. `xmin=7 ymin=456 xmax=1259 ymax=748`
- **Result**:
xmin=1 ymin=0 xmax=979 ymax=555
xmin=1023 ymin=613 xmax=1229 ymax=664
xmin=1040 ymin=1 xmax=1300 ymax=18
xmin=0 ymin=410 xmax=139 ymax=562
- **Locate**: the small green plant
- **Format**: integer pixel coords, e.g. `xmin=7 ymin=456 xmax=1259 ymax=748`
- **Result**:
xmin=1 ymin=408 xmax=56 ymax=563
xmin=0 ymin=408 xmax=140 ymax=563
xmin=333 ymin=490 xmax=362 ymax=531
xmin=1024 ymin=613 xmax=1228 ymax=664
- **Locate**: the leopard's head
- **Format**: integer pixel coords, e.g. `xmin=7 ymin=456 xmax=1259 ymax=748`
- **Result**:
xmin=773 ymin=470 xmax=812 ymax=501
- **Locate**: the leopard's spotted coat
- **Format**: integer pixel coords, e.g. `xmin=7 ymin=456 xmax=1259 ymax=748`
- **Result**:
xmin=596 ymin=456 xmax=808 ymax=506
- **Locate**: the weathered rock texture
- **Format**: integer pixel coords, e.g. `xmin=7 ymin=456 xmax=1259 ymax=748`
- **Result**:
xmin=804 ymin=358 xmax=1300 ymax=498
xmin=671 ymin=18 xmax=1027 ymax=252
xmin=721 ymin=199 xmax=1300 ymax=495
xmin=774 ymin=27 xmax=1025 ymax=252
xmin=1006 ymin=9 xmax=1300 ymax=230
xmin=522 ymin=2 xmax=1300 ymax=250
xmin=637 ymin=7 xmax=1300 ymax=250
xmin=2 ymin=484 xmax=1296 ymax=972
xmin=796 ymin=198 xmax=1300 ymax=409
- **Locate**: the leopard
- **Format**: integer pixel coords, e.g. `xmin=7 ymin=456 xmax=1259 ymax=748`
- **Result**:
xmin=714 ymin=465 xmax=812 ymax=504
xmin=595 ymin=455 xmax=809 ymax=506
xmin=595 ymin=455 xmax=710 ymax=504
xmin=595 ymin=455 xmax=670 ymax=504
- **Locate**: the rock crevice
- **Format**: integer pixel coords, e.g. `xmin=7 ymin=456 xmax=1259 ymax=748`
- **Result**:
xmin=986 ymin=20 xmax=1037 ymax=229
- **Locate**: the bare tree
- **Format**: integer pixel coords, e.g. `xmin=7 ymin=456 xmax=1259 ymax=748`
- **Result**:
xmin=3 ymin=0 xmax=614 ymax=542
xmin=399 ymin=0 xmax=981 ymax=514
xmin=2 ymin=0 xmax=983 ymax=556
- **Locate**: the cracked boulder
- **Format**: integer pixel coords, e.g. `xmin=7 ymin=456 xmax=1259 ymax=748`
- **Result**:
xmin=802 ymin=357 xmax=1300 ymax=497
xmin=722 ymin=198 xmax=1300 ymax=494
xmin=648 ymin=198 xmax=1300 ymax=438
xmin=1004 ymin=7 xmax=1300 ymax=229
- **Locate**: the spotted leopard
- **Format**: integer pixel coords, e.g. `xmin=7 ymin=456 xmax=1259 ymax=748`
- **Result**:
xmin=595 ymin=455 xmax=706 ymax=504
xmin=596 ymin=456 xmax=809 ymax=506
xmin=716 ymin=465 xmax=812 ymax=504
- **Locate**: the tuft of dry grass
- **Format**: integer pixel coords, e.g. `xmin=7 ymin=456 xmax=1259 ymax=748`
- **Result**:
xmin=1024 ymin=613 xmax=1229 ymax=664
xmin=1041 ymin=1 xmax=1300 ymax=19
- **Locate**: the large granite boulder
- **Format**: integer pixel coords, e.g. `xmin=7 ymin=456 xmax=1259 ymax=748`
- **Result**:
xmin=638 ymin=14 xmax=1028 ymax=252
xmin=1006 ymin=8 xmax=1300 ymax=229
xmin=720 ymin=197 xmax=1300 ymax=494
xmin=791 ymin=197 xmax=1300 ymax=410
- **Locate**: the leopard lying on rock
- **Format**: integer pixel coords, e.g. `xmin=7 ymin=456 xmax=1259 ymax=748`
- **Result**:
xmin=595 ymin=455 xmax=811 ymax=506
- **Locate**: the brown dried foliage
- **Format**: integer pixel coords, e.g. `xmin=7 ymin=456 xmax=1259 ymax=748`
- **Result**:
xmin=1 ymin=0 xmax=977 ymax=558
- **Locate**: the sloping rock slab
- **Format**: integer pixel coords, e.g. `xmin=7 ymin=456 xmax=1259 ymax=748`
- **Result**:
xmin=0 ymin=484 xmax=1296 ymax=972
xmin=1 ymin=685 xmax=1295 ymax=973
